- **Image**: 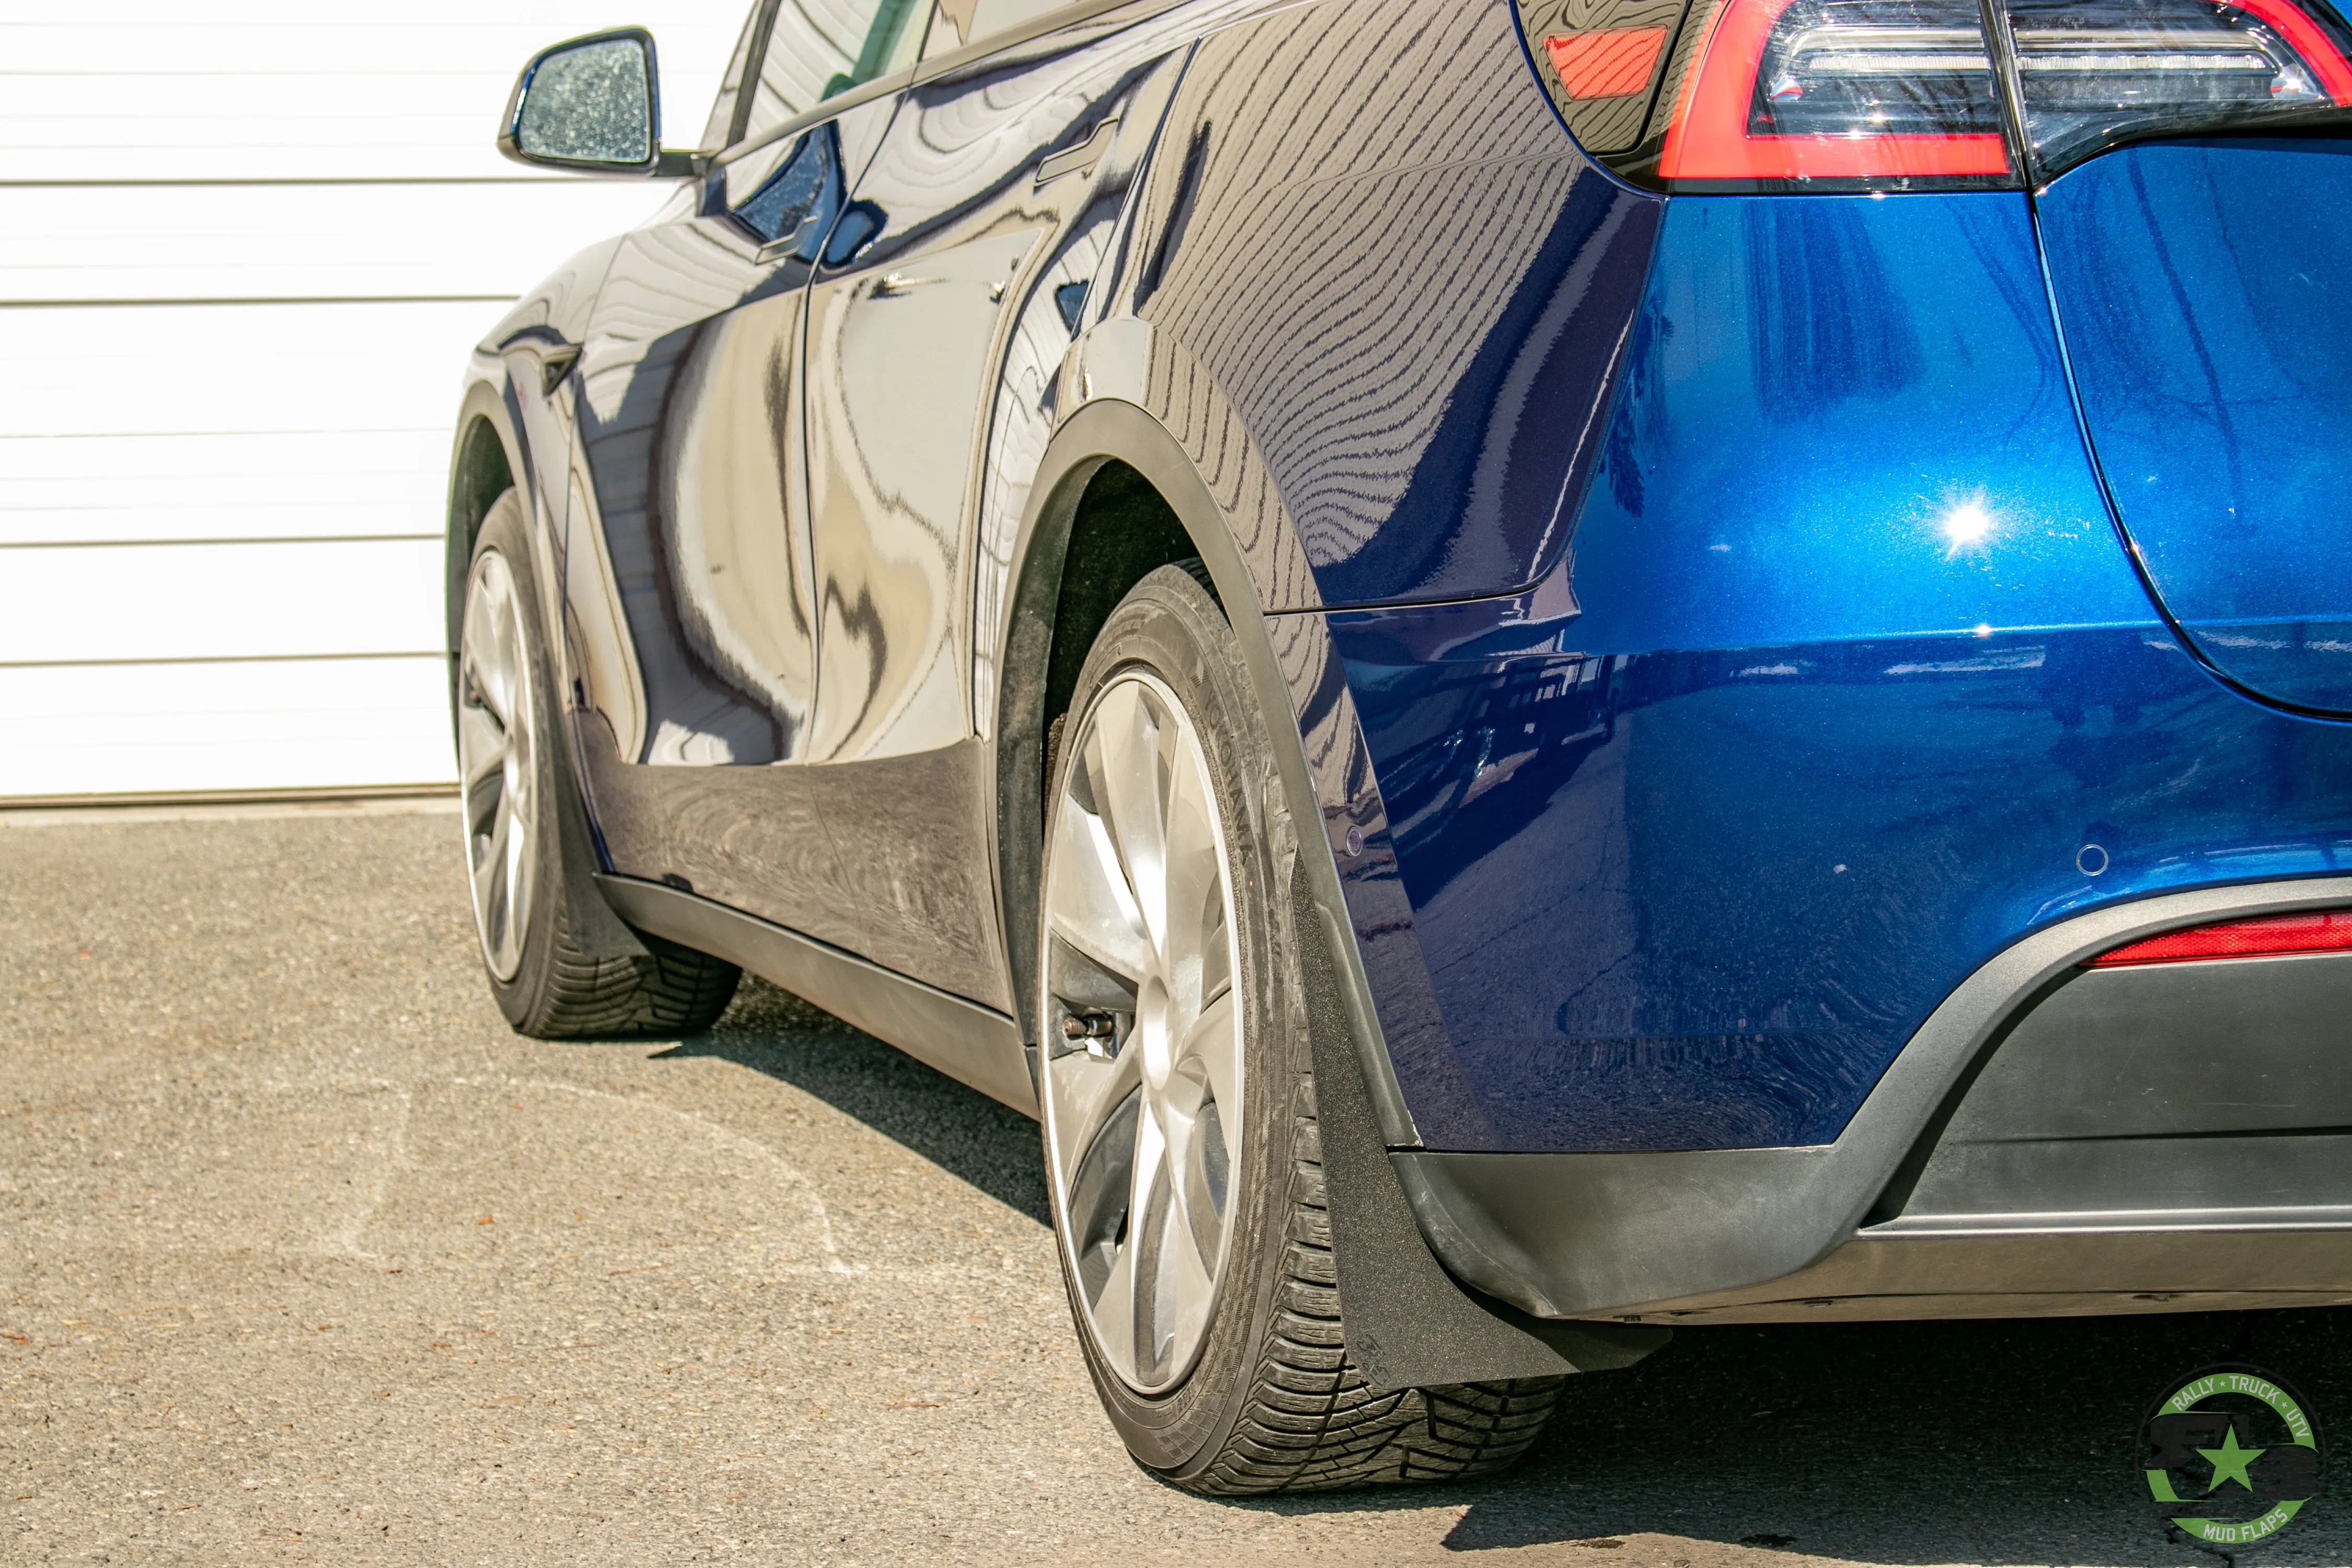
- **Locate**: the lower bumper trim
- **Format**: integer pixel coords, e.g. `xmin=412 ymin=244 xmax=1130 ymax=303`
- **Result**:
xmin=1579 ymin=1228 xmax=2352 ymax=1324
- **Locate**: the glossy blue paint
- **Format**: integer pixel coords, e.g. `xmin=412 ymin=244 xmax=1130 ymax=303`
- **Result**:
xmin=1571 ymin=192 xmax=2152 ymax=652
xmin=1122 ymin=0 xmax=1658 ymax=610
xmin=1313 ymin=191 xmax=2352 ymax=1154
xmin=1306 ymin=175 xmax=1661 ymax=608
xmin=2036 ymin=139 xmax=2352 ymax=715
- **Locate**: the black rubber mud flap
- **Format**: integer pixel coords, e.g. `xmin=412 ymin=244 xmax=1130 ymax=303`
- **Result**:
xmin=1291 ymin=866 xmax=1668 ymax=1391
xmin=551 ymin=736 xmax=649 ymax=962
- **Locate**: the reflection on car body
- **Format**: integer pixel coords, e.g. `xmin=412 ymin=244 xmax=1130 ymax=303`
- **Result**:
xmin=450 ymin=0 xmax=2352 ymax=1495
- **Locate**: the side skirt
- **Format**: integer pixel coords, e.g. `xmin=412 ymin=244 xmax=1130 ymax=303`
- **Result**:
xmin=597 ymin=875 xmax=1036 ymax=1115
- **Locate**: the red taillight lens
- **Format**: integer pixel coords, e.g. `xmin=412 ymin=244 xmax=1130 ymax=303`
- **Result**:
xmin=1657 ymin=0 xmax=2013 ymax=179
xmin=1515 ymin=0 xmax=2352 ymax=187
xmin=2005 ymin=0 xmax=2352 ymax=171
xmin=2086 ymin=908 xmax=2352 ymax=966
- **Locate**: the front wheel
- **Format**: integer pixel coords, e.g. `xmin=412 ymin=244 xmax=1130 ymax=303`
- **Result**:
xmin=455 ymin=488 xmax=740 ymax=1038
xmin=1037 ymin=564 xmax=1563 ymax=1493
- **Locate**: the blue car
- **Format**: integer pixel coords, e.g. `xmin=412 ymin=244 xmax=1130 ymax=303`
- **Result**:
xmin=447 ymin=0 xmax=2352 ymax=1492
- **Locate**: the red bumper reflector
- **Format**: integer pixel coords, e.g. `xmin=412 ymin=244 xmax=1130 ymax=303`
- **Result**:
xmin=1543 ymin=27 xmax=1670 ymax=100
xmin=2086 ymin=909 xmax=2352 ymax=967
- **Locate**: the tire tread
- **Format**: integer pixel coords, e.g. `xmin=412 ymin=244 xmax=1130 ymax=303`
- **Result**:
xmin=1184 ymin=1083 xmax=1564 ymax=1495
xmin=517 ymin=889 xmax=739 ymax=1040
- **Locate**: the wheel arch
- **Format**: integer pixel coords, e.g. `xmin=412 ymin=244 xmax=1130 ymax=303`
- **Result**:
xmin=990 ymin=399 xmax=1380 ymax=1098
xmin=447 ymin=374 xmax=646 ymax=965
xmin=990 ymin=397 xmax=1669 ymax=1389
xmin=445 ymin=381 xmax=525 ymax=719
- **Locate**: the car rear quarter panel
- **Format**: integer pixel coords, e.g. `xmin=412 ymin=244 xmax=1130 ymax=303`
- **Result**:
xmin=1312 ymin=192 xmax=2352 ymax=1154
xmin=1110 ymin=0 xmax=1659 ymax=613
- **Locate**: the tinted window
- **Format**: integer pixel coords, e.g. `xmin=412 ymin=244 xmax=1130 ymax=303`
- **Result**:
xmin=731 ymin=125 xmax=845 ymax=254
xmin=741 ymin=0 xmax=928 ymax=141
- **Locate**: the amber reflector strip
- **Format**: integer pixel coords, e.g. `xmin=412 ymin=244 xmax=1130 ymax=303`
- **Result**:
xmin=1544 ymin=27 xmax=1670 ymax=99
xmin=2086 ymin=909 xmax=2352 ymax=968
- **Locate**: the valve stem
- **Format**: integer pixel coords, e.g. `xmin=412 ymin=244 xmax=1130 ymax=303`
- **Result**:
xmin=1060 ymin=1011 xmax=1121 ymax=1059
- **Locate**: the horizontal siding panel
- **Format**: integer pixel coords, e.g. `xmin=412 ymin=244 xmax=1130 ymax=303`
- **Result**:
xmin=0 ymin=537 xmax=443 ymax=664
xmin=1 ymin=73 xmax=528 ymax=186
xmin=0 ymin=429 xmax=446 ymax=482
xmin=0 ymin=655 xmax=454 ymax=795
xmin=0 ymin=301 xmax=510 ymax=436
xmin=0 ymin=1 xmax=754 ymax=796
xmin=0 ymin=181 xmax=670 ymax=303
xmin=0 ymin=430 xmax=447 ymax=546
xmin=0 ymin=432 xmax=445 ymax=545
xmin=0 ymin=504 xmax=435 ymax=548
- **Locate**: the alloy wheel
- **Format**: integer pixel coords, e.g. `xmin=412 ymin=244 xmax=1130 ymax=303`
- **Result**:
xmin=1042 ymin=671 xmax=1243 ymax=1394
xmin=457 ymin=548 xmax=538 ymax=982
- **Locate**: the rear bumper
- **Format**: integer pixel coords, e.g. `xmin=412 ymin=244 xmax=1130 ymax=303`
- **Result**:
xmin=1395 ymin=875 xmax=2352 ymax=1320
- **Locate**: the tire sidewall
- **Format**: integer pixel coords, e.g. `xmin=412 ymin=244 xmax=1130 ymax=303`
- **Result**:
xmin=1041 ymin=566 xmax=1307 ymax=1480
xmin=463 ymin=490 xmax=571 ymax=1033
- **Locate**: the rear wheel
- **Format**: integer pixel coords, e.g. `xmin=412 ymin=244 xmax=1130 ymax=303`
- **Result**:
xmin=1039 ymin=564 xmax=1564 ymax=1493
xmin=456 ymin=489 xmax=740 ymax=1037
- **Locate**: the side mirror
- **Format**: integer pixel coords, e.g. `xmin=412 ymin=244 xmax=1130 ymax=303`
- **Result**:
xmin=499 ymin=28 xmax=666 ymax=176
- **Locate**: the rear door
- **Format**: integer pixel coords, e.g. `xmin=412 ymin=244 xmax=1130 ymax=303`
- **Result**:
xmin=2020 ymin=0 xmax=2352 ymax=710
xmin=795 ymin=6 xmax=1195 ymax=1006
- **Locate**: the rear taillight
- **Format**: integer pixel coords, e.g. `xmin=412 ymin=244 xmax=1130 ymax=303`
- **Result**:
xmin=2086 ymin=908 xmax=2352 ymax=965
xmin=2005 ymin=0 xmax=2352 ymax=169
xmin=1514 ymin=0 xmax=2352 ymax=188
xmin=1660 ymin=0 xmax=2012 ymax=180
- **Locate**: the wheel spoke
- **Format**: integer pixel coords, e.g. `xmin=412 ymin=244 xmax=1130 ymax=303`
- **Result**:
xmin=482 ymin=801 xmax=512 ymax=894
xmin=1152 ymin=1071 xmax=1224 ymax=1298
xmin=1174 ymin=988 xmax=1240 ymax=1141
xmin=1160 ymin=1152 xmax=1218 ymax=1354
xmin=1089 ymin=1206 xmax=1141 ymax=1369
xmin=1157 ymin=751 xmax=1226 ymax=1014
xmin=1088 ymin=683 xmax=1171 ymax=958
xmin=1180 ymin=1088 xmax=1229 ymax=1264
xmin=479 ymin=808 xmax=513 ymax=952
xmin=1046 ymin=788 xmax=1152 ymax=983
xmin=463 ymin=593 xmax=514 ymax=729
xmin=1126 ymin=1102 xmax=1172 ymax=1377
xmin=457 ymin=546 xmax=537 ymax=984
xmin=1048 ymin=1034 xmax=1143 ymax=1167
xmin=458 ymin=703 xmax=510 ymax=792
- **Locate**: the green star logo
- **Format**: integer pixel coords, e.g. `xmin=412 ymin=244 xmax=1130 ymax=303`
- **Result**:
xmin=2139 ymin=1364 xmax=2325 ymax=1549
xmin=2197 ymin=1425 xmax=2267 ymax=1493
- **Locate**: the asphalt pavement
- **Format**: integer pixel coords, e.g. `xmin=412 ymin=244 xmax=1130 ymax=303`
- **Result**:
xmin=4 ymin=806 xmax=2349 ymax=1566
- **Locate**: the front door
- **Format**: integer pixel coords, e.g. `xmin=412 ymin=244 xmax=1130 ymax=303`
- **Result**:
xmin=562 ymin=0 xmax=922 ymax=939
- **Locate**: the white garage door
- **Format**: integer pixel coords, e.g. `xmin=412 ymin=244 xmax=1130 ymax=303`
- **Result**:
xmin=0 ymin=1 xmax=751 ymax=801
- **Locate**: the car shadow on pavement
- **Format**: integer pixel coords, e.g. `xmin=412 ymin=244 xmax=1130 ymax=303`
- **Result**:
xmin=1266 ymin=1307 xmax=2352 ymax=1563
xmin=652 ymin=983 xmax=2351 ymax=1565
xmin=649 ymin=976 xmax=1053 ymax=1225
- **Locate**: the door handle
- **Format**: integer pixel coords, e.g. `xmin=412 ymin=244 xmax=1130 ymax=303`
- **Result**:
xmin=499 ymin=328 xmax=581 ymax=395
xmin=1035 ymin=116 xmax=1119 ymax=187
xmin=536 ymin=344 xmax=581 ymax=394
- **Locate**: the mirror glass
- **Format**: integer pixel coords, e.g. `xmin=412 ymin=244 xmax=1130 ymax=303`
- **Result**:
xmin=517 ymin=38 xmax=652 ymax=166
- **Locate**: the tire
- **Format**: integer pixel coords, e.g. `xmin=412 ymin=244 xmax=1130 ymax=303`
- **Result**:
xmin=1037 ymin=563 xmax=1563 ymax=1494
xmin=456 ymin=489 xmax=741 ymax=1038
